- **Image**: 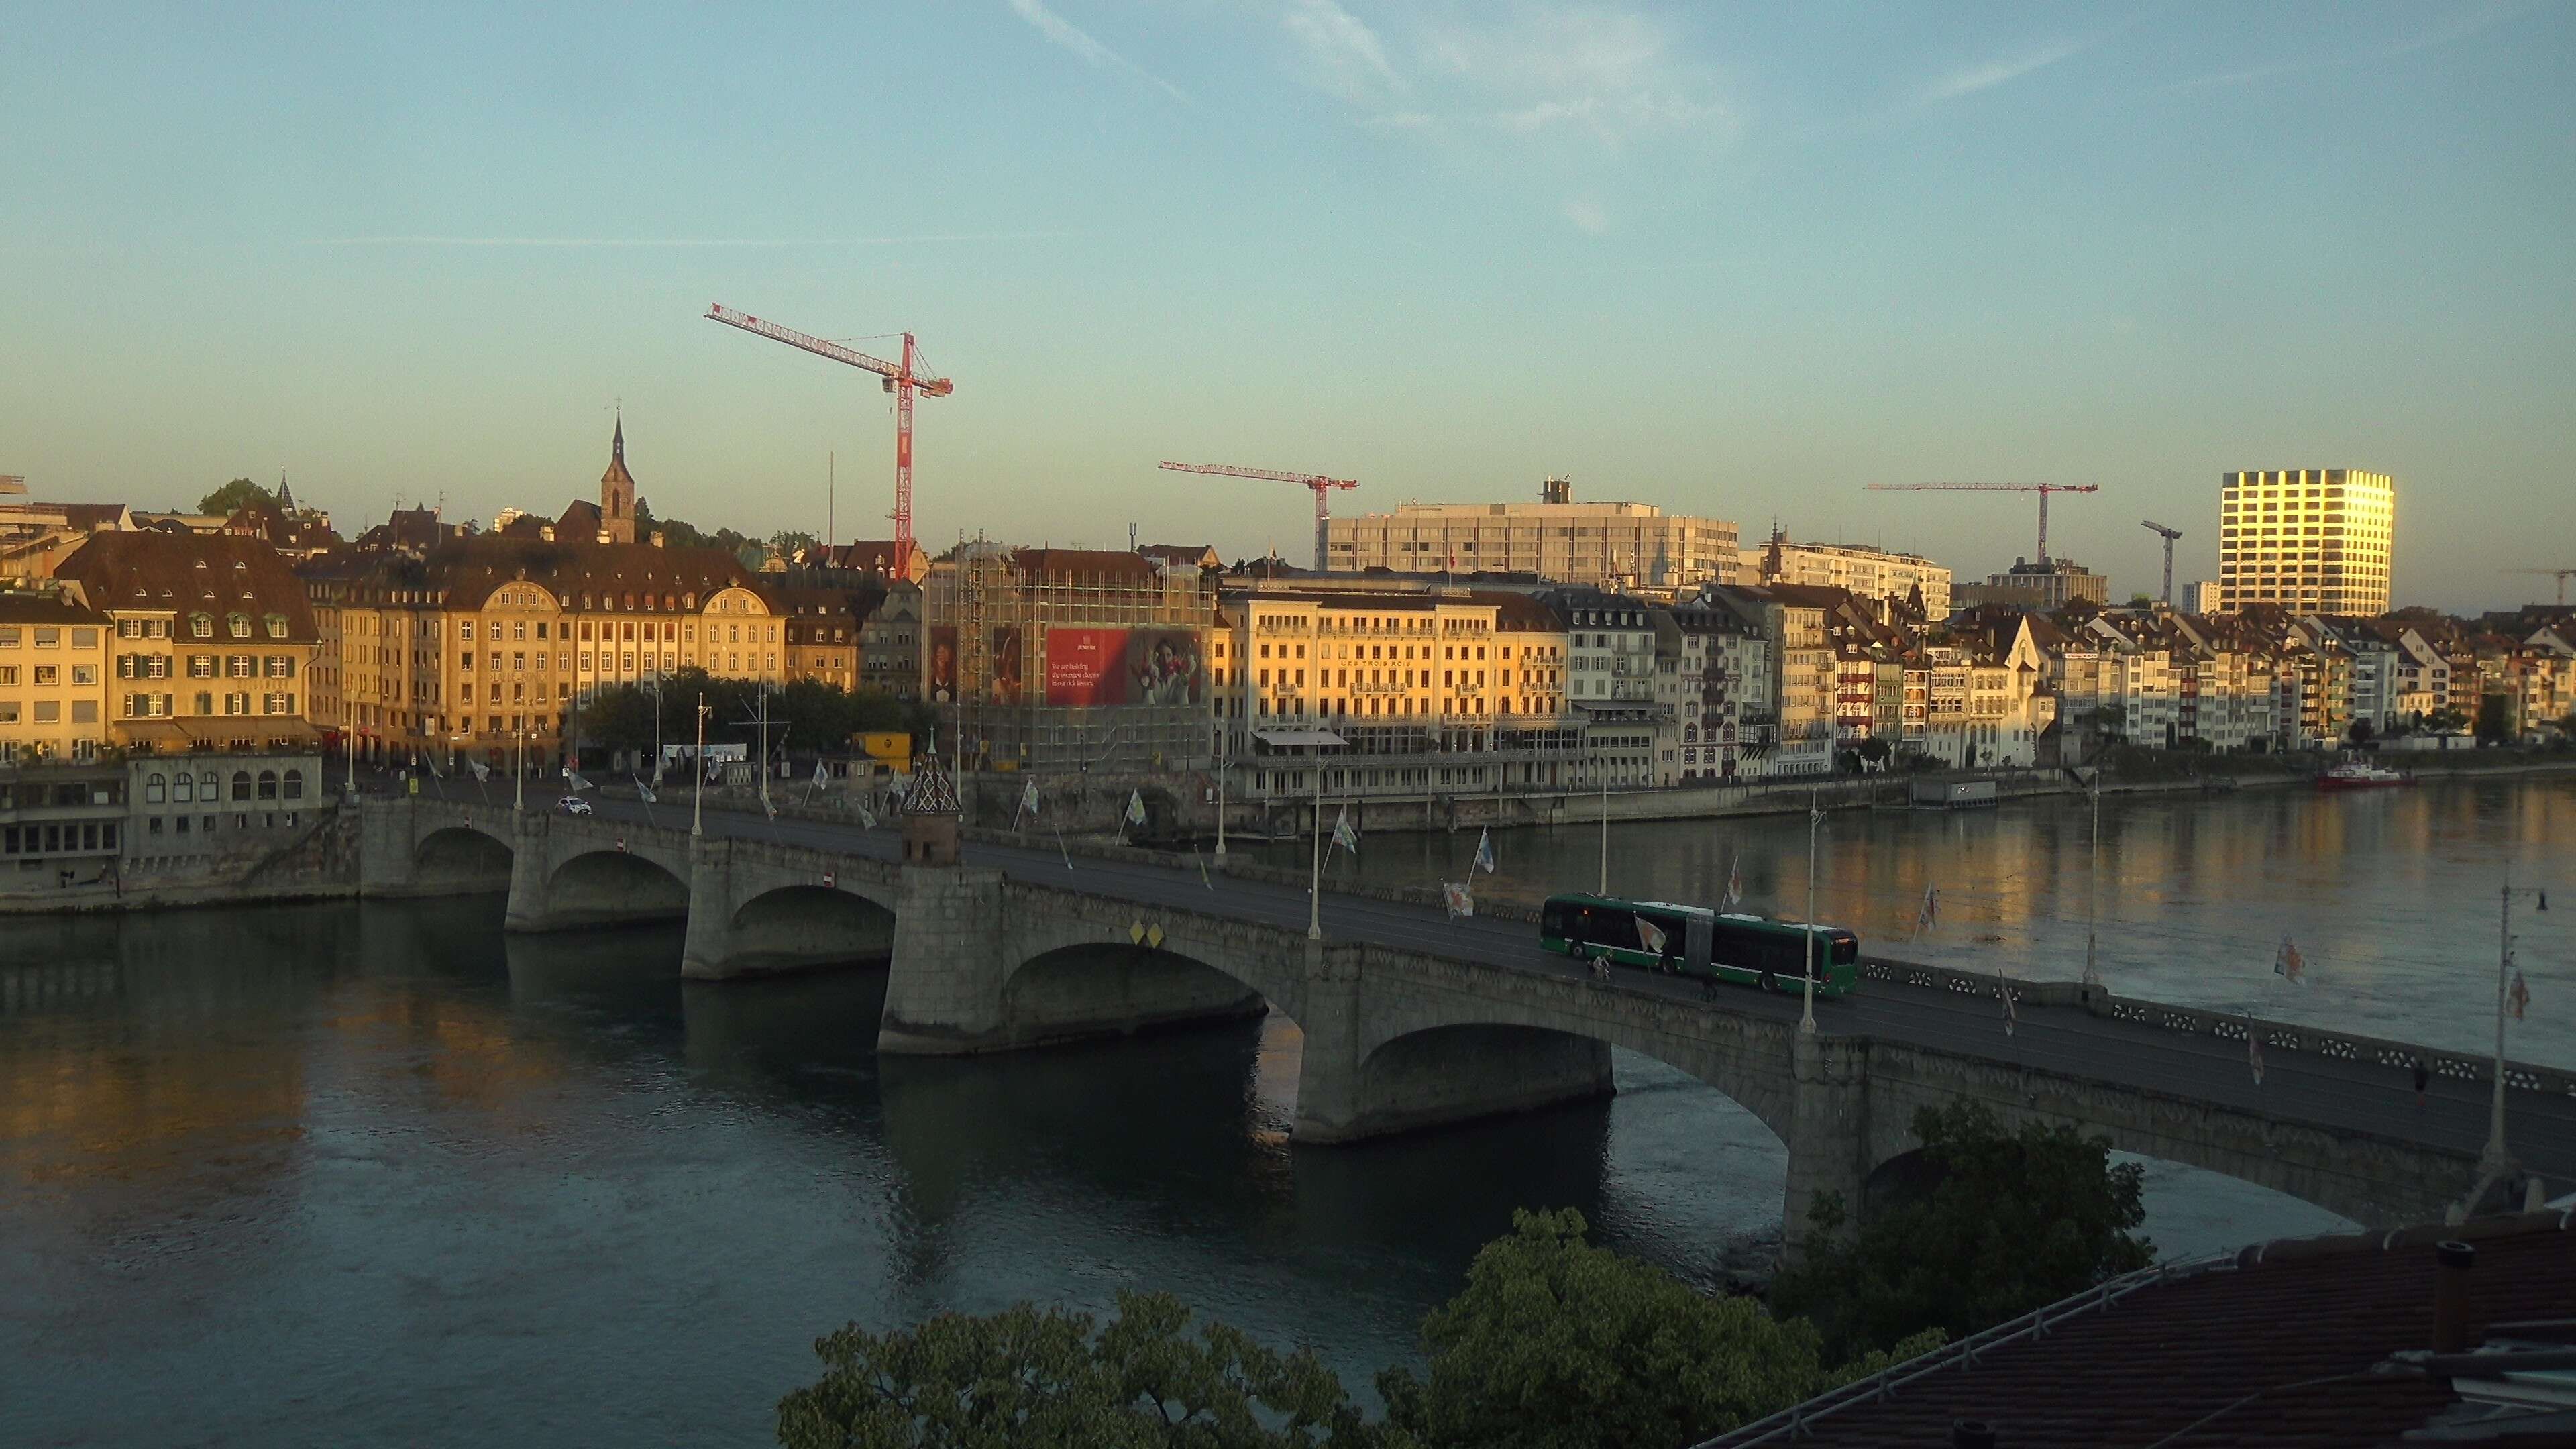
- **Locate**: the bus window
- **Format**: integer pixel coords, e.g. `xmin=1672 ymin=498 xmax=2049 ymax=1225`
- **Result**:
xmin=1834 ymin=936 xmax=1859 ymax=965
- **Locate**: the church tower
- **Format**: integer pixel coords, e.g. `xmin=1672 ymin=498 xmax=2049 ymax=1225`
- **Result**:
xmin=600 ymin=412 xmax=637 ymax=543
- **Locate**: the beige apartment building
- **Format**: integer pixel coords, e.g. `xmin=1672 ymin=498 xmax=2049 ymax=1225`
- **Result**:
xmin=0 ymin=591 xmax=111 ymax=763
xmin=1326 ymin=479 xmax=1738 ymax=593
xmin=50 ymin=532 xmax=322 ymax=754
xmin=1742 ymin=535 xmax=1953 ymax=616
xmin=2218 ymin=469 xmax=2394 ymax=615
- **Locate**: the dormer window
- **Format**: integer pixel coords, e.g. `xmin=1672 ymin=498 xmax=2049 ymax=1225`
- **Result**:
xmin=189 ymin=613 xmax=213 ymax=639
xmin=227 ymin=613 xmax=251 ymax=639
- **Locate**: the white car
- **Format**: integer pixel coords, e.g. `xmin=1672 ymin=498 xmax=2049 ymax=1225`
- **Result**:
xmin=558 ymin=795 xmax=594 ymax=816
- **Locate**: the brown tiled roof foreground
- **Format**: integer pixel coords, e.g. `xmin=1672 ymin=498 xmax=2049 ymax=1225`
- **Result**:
xmin=1703 ymin=1210 xmax=2576 ymax=1448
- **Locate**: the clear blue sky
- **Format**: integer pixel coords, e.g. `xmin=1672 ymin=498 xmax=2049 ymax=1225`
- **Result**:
xmin=4 ymin=1 xmax=2570 ymax=610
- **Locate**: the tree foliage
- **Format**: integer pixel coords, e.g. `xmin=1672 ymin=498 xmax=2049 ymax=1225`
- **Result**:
xmin=2475 ymin=694 xmax=2512 ymax=745
xmin=572 ymin=669 xmax=928 ymax=759
xmin=776 ymin=1291 xmax=1405 ymax=1449
xmin=1771 ymin=1102 xmax=2152 ymax=1360
xmin=199 ymin=477 xmax=274 ymax=516
xmin=1374 ymin=1208 xmax=1939 ymax=1449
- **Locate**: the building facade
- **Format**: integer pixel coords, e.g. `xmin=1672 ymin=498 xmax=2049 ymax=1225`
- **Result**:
xmin=1955 ymin=556 xmax=2111 ymax=611
xmin=50 ymin=532 xmax=321 ymax=755
xmin=1742 ymin=534 xmax=1953 ymax=617
xmin=2218 ymin=468 xmax=2395 ymax=615
xmin=0 ymin=590 xmax=111 ymax=764
xmin=1327 ymin=480 xmax=1738 ymax=594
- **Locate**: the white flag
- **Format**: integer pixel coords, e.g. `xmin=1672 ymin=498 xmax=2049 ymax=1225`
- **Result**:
xmin=1723 ymin=851 xmax=1743 ymax=909
xmin=1021 ymin=779 xmax=1041 ymax=820
xmin=1637 ymin=915 xmax=1668 ymax=955
xmin=1443 ymin=881 xmax=1474 ymax=919
xmin=1125 ymin=790 xmax=1148 ymax=827
xmin=813 ymin=759 xmax=830 ymax=790
xmin=1332 ymin=805 xmax=1359 ymax=856
xmin=469 ymin=759 xmax=490 ymax=782
xmin=2001 ymin=979 xmax=2018 ymax=1036
xmin=1916 ymin=885 xmax=1939 ymax=934
xmin=2273 ymin=935 xmax=2307 ymax=987
xmin=566 ymin=770 xmax=594 ymax=793
xmin=1473 ymin=828 xmax=1496 ymax=875
xmin=635 ymin=778 xmax=657 ymax=804
xmin=857 ymin=801 xmax=878 ymax=830
xmin=764 ymin=798 xmax=778 ymax=822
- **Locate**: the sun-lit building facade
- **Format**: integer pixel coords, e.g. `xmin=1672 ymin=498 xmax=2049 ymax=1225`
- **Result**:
xmin=2218 ymin=469 xmax=2395 ymax=616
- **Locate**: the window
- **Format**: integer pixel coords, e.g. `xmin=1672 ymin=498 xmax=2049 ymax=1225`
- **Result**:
xmin=146 ymin=773 xmax=167 ymax=804
xmin=227 ymin=614 xmax=251 ymax=639
xmin=34 ymin=701 xmax=59 ymax=722
xmin=189 ymin=655 xmax=215 ymax=678
xmin=265 ymin=615 xmax=288 ymax=639
xmin=258 ymin=770 xmax=278 ymax=800
xmin=0 ymin=666 xmax=14 ymax=686
xmin=71 ymin=665 xmax=97 ymax=686
xmin=231 ymin=771 xmax=252 ymax=802
xmin=283 ymin=769 xmax=304 ymax=800
xmin=34 ymin=665 xmax=58 ymax=685
xmin=71 ymin=701 xmax=97 ymax=724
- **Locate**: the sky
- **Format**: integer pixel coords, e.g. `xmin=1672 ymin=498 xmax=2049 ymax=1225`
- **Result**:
xmin=3 ymin=1 xmax=2571 ymax=611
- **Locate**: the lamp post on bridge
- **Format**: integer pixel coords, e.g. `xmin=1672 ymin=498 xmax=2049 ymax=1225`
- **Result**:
xmin=1801 ymin=786 xmax=1821 ymax=1036
xmin=692 ymin=693 xmax=710 ymax=839
xmin=512 ymin=726 xmax=525 ymax=812
xmin=1307 ymin=749 xmax=1324 ymax=941
xmin=2464 ymin=871 xmax=2548 ymax=1216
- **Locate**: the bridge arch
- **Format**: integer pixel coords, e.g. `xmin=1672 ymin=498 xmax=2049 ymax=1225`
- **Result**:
xmin=413 ymin=824 xmax=514 ymax=888
xmin=1000 ymin=941 xmax=1270 ymax=1044
xmin=545 ymin=848 xmax=690 ymax=928
xmin=722 ymin=883 xmax=900 ymax=974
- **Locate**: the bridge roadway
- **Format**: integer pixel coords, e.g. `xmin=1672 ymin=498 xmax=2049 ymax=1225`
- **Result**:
xmin=418 ymin=780 xmax=2575 ymax=1213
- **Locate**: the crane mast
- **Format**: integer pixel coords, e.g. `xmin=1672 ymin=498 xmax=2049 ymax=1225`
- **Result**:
xmin=704 ymin=303 xmax=952 ymax=570
xmin=1158 ymin=461 xmax=1357 ymax=572
xmin=2501 ymin=568 xmax=2576 ymax=606
xmin=2141 ymin=520 xmax=2183 ymax=604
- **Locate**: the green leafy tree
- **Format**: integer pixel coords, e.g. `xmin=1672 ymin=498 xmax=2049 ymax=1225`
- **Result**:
xmin=199 ymin=477 xmax=274 ymax=516
xmin=2347 ymin=716 xmax=2376 ymax=746
xmin=1375 ymin=1208 xmax=1939 ymax=1449
xmin=2424 ymin=706 xmax=2470 ymax=735
xmin=776 ymin=1290 xmax=1404 ymax=1449
xmin=1772 ymin=1102 xmax=2152 ymax=1360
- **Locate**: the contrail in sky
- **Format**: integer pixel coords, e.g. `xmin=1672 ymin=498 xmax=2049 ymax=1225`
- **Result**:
xmin=302 ymin=232 xmax=1073 ymax=248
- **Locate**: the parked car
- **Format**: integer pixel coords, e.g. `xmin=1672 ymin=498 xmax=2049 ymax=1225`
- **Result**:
xmin=559 ymin=795 xmax=594 ymax=816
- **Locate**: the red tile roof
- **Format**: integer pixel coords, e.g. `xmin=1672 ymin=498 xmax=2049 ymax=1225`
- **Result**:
xmin=1707 ymin=1211 xmax=2576 ymax=1449
xmin=52 ymin=531 xmax=319 ymax=641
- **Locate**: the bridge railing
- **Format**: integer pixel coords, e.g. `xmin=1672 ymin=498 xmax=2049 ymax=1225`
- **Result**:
xmin=1859 ymin=956 xmax=2576 ymax=1101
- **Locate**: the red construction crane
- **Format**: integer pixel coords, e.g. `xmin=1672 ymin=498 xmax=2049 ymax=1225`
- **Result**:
xmin=1157 ymin=461 xmax=1356 ymax=572
xmin=704 ymin=303 xmax=951 ymax=570
xmin=1864 ymin=481 xmax=2100 ymax=561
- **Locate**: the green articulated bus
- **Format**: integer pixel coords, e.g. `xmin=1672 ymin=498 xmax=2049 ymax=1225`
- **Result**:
xmin=1538 ymin=892 xmax=1862 ymax=998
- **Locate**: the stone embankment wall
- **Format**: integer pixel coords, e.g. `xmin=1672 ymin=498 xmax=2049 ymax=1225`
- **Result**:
xmin=0 ymin=802 xmax=363 ymax=916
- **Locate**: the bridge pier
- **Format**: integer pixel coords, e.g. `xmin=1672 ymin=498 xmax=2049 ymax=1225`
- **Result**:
xmin=502 ymin=810 xmax=552 ymax=931
xmin=356 ymin=797 xmax=419 ymax=896
xmin=1782 ymin=1032 xmax=1870 ymax=1267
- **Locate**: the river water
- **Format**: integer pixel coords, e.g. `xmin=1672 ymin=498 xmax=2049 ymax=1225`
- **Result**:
xmin=2 ymin=777 xmax=2567 ymax=1446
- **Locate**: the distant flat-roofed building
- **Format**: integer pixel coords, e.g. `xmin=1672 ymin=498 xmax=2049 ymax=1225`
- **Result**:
xmin=1741 ymin=533 xmax=1952 ymax=616
xmin=1326 ymin=478 xmax=1737 ymax=593
xmin=2218 ymin=468 xmax=2395 ymax=615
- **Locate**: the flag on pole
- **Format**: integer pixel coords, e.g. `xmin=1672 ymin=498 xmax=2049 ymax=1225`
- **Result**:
xmin=1636 ymin=915 xmax=1668 ymax=955
xmin=1473 ymin=828 xmax=1496 ymax=875
xmin=2273 ymin=934 xmax=2307 ymax=987
xmin=2001 ymin=979 xmax=2018 ymax=1036
xmin=1443 ymin=881 xmax=1474 ymax=919
xmin=468 ymin=759 xmax=490 ymax=782
xmin=856 ymin=801 xmax=878 ymax=830
xmin=1021 ymin=778 xmax=1041 ymax=821
xmin=2083 ymin=930 xmax=2102 ymax=989
xmin=764 ymin=798 xmax=779 ymax=821
xmin=1331 ymin=804 xmax=1360 ymax=857
xmin=635 ymin=777 xmax=657 ymax=804
xmin=566 ymin=770 xmax=594 ymax=793
xmin=2248 ymin=1028 xmax=2265 ymax=1084
xmin=1915 ymin=885 xmax=1939 ymax=934
xmin=1125 ymin=790 xmax=1148 ymax=828
xmin=2509 ymin=968 xmax=2530 ymax=1021
xmin=812 ymin=758 xmax=830 ymax=791
xmin=1724 ymin=851 xmax=1743 ymax=909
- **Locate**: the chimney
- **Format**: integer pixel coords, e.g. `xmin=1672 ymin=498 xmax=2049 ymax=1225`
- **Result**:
xmin=2433 ymin=1240 xmax=2475 ymax=1353
xmin=650 ymin=530 xmax=665 ymax=549
xmin=1952 ymin=1421 xmax=1996 ymax=1449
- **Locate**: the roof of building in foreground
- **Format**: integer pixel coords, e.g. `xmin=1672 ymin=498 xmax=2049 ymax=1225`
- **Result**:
xmin=1701 ymin=1208 xmax=2576 ymax=1449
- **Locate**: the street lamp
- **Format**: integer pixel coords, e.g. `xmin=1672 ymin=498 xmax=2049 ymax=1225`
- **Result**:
xmin=1214 ymin=726 xmax=1228 ymax=857
xmin=692 ymin=692 xmax=710 ymax=838
xmin=1801 ymin=787 xmax=1821 ymax=1035
xmin=2464 ymin=871 xmax=2548 ymax=1216
xmin=512 ymin=725 xmax=525 ymax=811
xmin=1307 ymin=751 xmax=1324 ymax=941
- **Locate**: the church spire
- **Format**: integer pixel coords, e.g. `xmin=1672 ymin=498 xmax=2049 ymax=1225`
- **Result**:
xmin=612 ymin=406 xmax=625 ymax=464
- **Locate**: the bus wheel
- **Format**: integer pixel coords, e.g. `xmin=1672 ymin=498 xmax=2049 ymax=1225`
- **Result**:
xmin=1758 ymin=970 xmax=1778 ymax=994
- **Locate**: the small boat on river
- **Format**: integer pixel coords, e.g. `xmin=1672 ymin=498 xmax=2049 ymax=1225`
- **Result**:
xmin=2318 ymin=759 xmax=2412 ymax=791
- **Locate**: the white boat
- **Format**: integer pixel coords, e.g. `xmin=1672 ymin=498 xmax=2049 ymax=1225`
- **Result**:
xmin=2318 ymin=759 xmax=2412 ymax=790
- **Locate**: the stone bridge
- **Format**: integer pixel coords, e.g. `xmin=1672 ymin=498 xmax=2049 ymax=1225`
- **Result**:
xmin=356 ymin=796 xmax=2568 ymax=1260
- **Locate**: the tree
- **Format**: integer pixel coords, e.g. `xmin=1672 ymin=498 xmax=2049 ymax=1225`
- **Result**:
xmin=2475 ymin=694 xmax=2512 ymax=745
xmin=2424 ymin=706 xmax=2470 ymax=735
xmin=2347 ymin=716 xmax=2375 ymax=746
xmin=199 ymin=478 xmax=274 ymax=517
xmin=1376 ymin=1208 xmax=1939 ymax=1449
xmin=776 ymin=1290 xmax=1403 ymax=1449
xmin=1771 ymin=1102 xmax=2152 ymax=1361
